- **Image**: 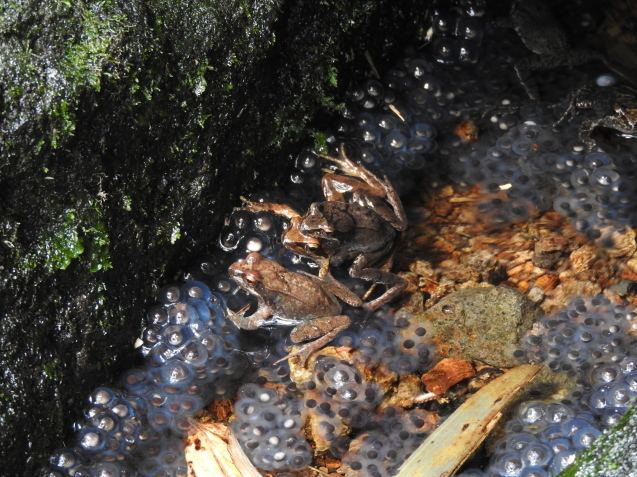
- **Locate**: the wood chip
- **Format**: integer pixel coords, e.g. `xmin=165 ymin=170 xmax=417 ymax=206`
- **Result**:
xmin=421 ymin=357 xmax=476 ymax=395
xmin=534 ymin=273 xmax=559 ymax=291
xmin=569 ymin=244 xmax=598 ymax=274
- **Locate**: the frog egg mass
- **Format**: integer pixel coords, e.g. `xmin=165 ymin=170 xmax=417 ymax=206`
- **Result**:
xmin=41 ymin=0 xmax=637 ymax=475
xmin=231 ymin=382 xmax=312 ymax=471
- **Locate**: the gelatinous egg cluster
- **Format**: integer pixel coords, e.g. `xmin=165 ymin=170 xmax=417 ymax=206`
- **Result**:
xmin=42 ymin=386 xmax=189 ymax=477
xmin=460 ymin=403 xmax=602 ymax=477
xmin=427 ymin=0 xmax=486 ymax=65
xmin=446 ymin=106 xmax=637 ymax=239
xmin=515 ymin=295 xmax=637 ymax=425
xmin=514 ymin=295 xmax=637 ymax=378
xmin=219 ymin=206 xmax=280 ymax=257
xmin=340 ymin=405 xmax=435 ymax=477
xmin=304 ymin=356 xmax=384 ymax=439
xmin=42 ymin=282 xmax=246 ymax=477
xmin=227 ymin=312 xmax=437 ymax=474
xmin=333 ymin=311 xmax=435 ymax=375
xmin=459 ymin=296 xmax=637 ymax=476
xmin=231 ymin=383 xmax=312 ymax=471
xmin=137 ymin=281 xmax=246 ymax=417
xmin=233 ymin=351 xmax=438 ymax=476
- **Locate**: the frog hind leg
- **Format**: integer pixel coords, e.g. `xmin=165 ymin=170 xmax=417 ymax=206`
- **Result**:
xmin=319 ymin=145 xmax=386 ymax=196
xmin=273 ymin=315 xmax=351 ymax=365
xmin=297 ymin=270 xmax=363 ymax=307
xmin=349 ymin=246 xmax=406 ymax=310
xmin=514 ymin=54 xmax=563 ymax=101
xmin=381 ymin=172 xmax=408 ymax=230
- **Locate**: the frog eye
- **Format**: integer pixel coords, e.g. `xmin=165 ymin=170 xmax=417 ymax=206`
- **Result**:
xmin=244 ymin=273 xmax=260 ymax=286
xmin=305 ymin=243 xmax=319 ymax=251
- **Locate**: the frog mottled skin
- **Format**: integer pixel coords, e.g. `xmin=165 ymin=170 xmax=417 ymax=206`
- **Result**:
xmin=497 ymin=0 xmax=628 ymax=101
xmin=555 ymin=84 xmax=637 ymax=148
xmin=228 ymin=252 xmax=361 ymax=362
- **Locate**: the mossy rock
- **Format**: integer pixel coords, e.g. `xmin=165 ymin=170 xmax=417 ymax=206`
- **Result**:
xmin=0 ymin=0 xmax=433 ymax=474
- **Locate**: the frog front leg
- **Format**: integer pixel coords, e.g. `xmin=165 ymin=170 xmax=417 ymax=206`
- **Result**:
xmin=578 ymin=117 xmax=603 ymax=149
xmin=274 ymin=314 xmax=351 ymax=365
xmin=240 ymin=197 xmax=302 ymax=221
xmin=242 ymin=196 xmax=330 ymax=267
xmin=226 ymin=298 xmax=272 ymax=331
xmin=280 ymin=220 xmax=330 ymax=273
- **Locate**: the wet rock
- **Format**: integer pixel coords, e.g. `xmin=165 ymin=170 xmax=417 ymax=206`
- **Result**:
xmin=0 ymin=0 xmax=433 ymax=473
xmin=420 ymin=286 xmax=541 ymax=368
xmin=532 ymin=251 xmax=562 ymax=269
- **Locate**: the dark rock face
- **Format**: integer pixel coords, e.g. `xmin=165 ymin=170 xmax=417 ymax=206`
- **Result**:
xmin=0 ymin=0 xmax=431 ymax=474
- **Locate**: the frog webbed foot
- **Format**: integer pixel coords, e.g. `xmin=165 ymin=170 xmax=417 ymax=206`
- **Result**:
xmin=551 ymin=88 xmax=582 ymax=127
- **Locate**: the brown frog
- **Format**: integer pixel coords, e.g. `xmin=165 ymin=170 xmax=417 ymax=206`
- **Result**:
xmin=242 ymin=147 xmax=408 ymax=310
xmin=228 ymin=252 xmax=362 ymax=363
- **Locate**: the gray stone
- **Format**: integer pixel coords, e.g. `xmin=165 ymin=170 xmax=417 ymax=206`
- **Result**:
xmin=421 ymin=286 xmax=541 ymax=368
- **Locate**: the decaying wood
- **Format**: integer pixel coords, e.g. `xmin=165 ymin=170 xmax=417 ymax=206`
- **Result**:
xmin=185 ymin=421 xmax=262 ymax=477
xmin=396 ymin=364 xmax=542 ymax=477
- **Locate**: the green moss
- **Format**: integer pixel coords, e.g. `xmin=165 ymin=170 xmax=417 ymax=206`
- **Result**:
xmin=0 ymin=0 xmax=128 ymax=158
xmin=122 ymin=195 xmax=132 ymax=211
xmin=42 ymin=359 xmax=64 ymax=381
xmin=155 ymin=218 xmax=182 ymax=245
xmin=314 ymin=132 xmax=329 ymax=155
xmin=18 ymin=198 xmax=112 ymax=274
xmin=84 ymin=220 xmax=112 ymax=273
xmin=59 ymin=2 xmax=127 ymax=92
xmin=558 ymin=405 xmax=637 ymax=477
xmin=20 ymin=208 xmax=85 ymax=272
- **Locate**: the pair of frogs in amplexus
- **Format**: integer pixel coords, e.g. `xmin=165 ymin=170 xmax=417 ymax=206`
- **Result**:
xmin=226 ymin=146 xmax=408 ymax=364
